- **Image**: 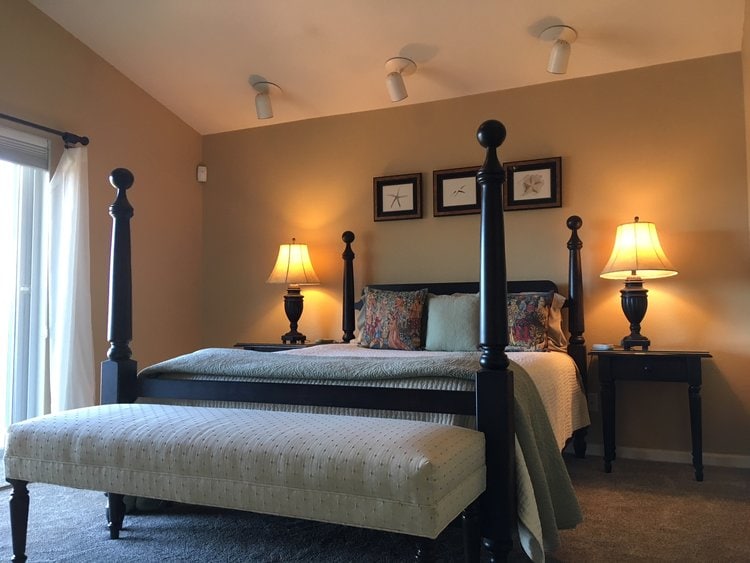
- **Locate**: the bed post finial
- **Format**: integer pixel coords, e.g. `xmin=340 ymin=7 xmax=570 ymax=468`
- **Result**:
xmin=476 ymin=120 xmax=509 ymax=371
xmin=342 ymin=231 xmax=356 ymax=342
xmin=101 ymin=168 xmax=137 ymax=405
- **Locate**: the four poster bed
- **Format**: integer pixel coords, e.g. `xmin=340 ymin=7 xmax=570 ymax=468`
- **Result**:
xmin=6 ymin=120 xmax=589 ymax=562
xmin=113 ymin=119 xmax=589 ymax=559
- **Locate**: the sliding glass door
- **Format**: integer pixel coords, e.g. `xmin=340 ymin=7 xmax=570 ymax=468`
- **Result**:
xmin=0 ymin=127 xmax=50 ymax=447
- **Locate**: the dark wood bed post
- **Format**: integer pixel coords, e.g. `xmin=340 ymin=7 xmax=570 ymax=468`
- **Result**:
xmin=341 ymin=231 xmax=356 ymax=342
xmin=475 ymin=119 xmax=515 ymax=561
xmin=100 ymin=168 xmax=138 ymax=405
xmin=566 ymin=215 xmax=588 ymax=457
xmin=566 ymin=215 xmax=586 ymax=374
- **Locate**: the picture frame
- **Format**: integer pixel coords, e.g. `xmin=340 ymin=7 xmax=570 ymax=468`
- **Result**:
xmin=504 ymin=157 xmax=562 ymax=211
xmin=373 ymin=173 xmax=422 ymax=221
xmin=433 ymin=166 xmax=481 ymax=216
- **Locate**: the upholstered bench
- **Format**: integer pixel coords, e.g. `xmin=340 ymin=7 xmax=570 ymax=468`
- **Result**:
xmin=4 ymin=403 xmax=486 ymax=561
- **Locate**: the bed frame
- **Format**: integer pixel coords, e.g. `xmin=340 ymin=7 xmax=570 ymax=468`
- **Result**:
xmin=99 ymin=119 xmax=586 ymax=560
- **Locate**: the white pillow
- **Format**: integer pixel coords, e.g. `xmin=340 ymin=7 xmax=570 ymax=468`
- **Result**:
xmin=425 ymin=293 xmax=480 ymax=351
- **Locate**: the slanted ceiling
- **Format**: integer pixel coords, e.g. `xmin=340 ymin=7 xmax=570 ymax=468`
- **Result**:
xmin=31 ymin=0 xmax=745 ymax=135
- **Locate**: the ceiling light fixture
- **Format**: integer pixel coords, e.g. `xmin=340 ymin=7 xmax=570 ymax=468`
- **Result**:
xmin=250 ymin=79 xmax=281 ymax=119
xmin=539 ymin=25 xmax=578 ymax=74
xmin=384 ymin=57 xmax=417 ymax=102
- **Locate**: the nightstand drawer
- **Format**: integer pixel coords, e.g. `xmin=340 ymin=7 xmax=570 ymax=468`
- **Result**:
xmin=608 ymin=354 xmax=687 ymax=382
xmin=594 ymin=350 xmax=710 ymax=384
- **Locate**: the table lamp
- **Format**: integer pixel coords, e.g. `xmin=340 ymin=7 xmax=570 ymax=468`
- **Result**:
xmin=267 ymin=238 xmax=320 ymax=344
xmin=600 ymin=217 xmax=677 ymax=350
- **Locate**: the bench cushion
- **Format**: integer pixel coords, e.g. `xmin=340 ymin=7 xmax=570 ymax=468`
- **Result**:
xmin=4 ymin=403 xmax=486 ymax=538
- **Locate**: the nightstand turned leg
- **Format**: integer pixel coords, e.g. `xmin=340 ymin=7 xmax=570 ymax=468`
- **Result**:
xmin=688 ymin=383 xmax=704 ymax=481
xmin=600 ymin=376 xmax=616 ymax=473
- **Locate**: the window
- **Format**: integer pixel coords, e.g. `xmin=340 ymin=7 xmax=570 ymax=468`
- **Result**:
xmin=0 ymin=126 xmax=50 ymax=446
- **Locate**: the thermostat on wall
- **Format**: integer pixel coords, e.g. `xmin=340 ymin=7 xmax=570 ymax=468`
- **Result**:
xmin=196 ymin=164 xmax=208 ymax=183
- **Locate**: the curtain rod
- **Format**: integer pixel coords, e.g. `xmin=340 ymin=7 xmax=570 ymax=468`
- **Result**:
xmin=0 ymin=112 xmax=89 ymax=147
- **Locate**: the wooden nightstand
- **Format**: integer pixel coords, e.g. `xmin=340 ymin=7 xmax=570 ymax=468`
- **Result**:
xmin=590 ymin=349 xmax=712 ymax=481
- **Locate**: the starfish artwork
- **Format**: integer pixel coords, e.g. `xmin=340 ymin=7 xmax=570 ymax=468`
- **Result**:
xmin=388 ymin=187 xmax=406 ymax=208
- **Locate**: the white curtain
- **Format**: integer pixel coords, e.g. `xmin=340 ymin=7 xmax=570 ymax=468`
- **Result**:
xmin=46 ymin=147 xmax=95 ymax=412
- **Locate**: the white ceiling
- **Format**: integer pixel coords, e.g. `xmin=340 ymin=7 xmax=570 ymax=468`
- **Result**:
xmin=31 ymin=0 xmax=746 ymax=135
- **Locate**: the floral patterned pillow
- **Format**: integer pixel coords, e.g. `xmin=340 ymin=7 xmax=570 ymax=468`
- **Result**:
xmin=506 ymin=291 xmax=554 ymax=352
xmin=359 ymin=287 xmax=428 ymax=350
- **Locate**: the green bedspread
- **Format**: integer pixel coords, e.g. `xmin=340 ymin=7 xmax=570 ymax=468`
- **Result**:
xmin=139 ymin=347 xmax=581 ymax=561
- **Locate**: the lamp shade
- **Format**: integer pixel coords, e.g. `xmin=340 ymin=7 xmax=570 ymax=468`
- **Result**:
xmin=267 ymin=240 xmax=320 ymax=286
xmin=600 ymin=217 xmax=677 ymax=280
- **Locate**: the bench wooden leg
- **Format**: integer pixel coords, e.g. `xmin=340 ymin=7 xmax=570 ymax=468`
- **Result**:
xmin=415 ymin=537 xmax=436 ymax=561
xmin=106 ymin=492 xmax=126 ymax=539
xmin=8 ymin=479 xmax=29 ymax=562
xmin=482 ymin=537 xmax=513 ymax=562
xmin=462 ymin=501 xmax=481 ymax=563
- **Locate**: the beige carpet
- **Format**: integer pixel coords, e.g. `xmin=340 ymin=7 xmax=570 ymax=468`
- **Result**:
xmin=1 ymin=453 xmax=748 ymax=561
xmin=551 ymin=455 xmax=750 ymax=562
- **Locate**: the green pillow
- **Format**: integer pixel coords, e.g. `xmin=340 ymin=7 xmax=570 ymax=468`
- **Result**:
xmin=425 ymin=293 xmax=480 ymax=351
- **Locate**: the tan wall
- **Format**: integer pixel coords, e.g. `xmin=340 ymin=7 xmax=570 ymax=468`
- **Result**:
xmin=744 ymin=0 xmax=750 ymax=245
xmin=0 ymin=0 xmax=204 ymax=397
xmin=204 ymin=55 xmax=750 ymax=457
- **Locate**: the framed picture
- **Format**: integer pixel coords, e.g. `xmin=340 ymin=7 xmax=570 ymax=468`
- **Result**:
xmin=373 ymin=173 xmax=422 ymax=221
xmin=504 ymin=157 xmax=562 ymax=211
xmin=433 ymin=166 xmax=480 ymax=216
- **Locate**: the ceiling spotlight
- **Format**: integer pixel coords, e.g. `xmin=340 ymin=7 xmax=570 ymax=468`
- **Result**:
xmin=250 ymin=79 xmax=281 ymax=119
xmin=539 ymin=25 xmax=578 ymax=74
xmin=384 ymin=57 xmax=417 ymax=102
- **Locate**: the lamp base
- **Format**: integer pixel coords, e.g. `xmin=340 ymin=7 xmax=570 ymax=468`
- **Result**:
xmin=621 ymin=334 xmax=650 ymax=351
xmin=620 ymin=278 xmax=650 ymax=351
xmin=281 ymin=331 xmax=306 ymax=345
xmin=281 ymin=286 xmax=306 ymax=345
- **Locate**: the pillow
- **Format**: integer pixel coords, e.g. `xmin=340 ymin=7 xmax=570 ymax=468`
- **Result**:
xmin=425 ymin=293 xmax=480 ymax=351
xmin=359 ymin=287 xmax=428 ymax=350
xmin=546 ymin=292 xmax=568 ymax=352
xmin=352 ymin=300 xmax=366 ymax=343
xmin=506 ymin=291 xmax=554 ymax=352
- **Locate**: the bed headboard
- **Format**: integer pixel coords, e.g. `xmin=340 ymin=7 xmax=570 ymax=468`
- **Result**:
xmin=363 ymin=280 xmax=558 ymax=295
xmin=338 ymin=217 xmax=587 ymax=385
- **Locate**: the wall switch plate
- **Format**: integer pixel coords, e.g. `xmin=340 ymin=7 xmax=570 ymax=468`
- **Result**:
xmin=196 ymin=164 xmax=207 ymax=183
